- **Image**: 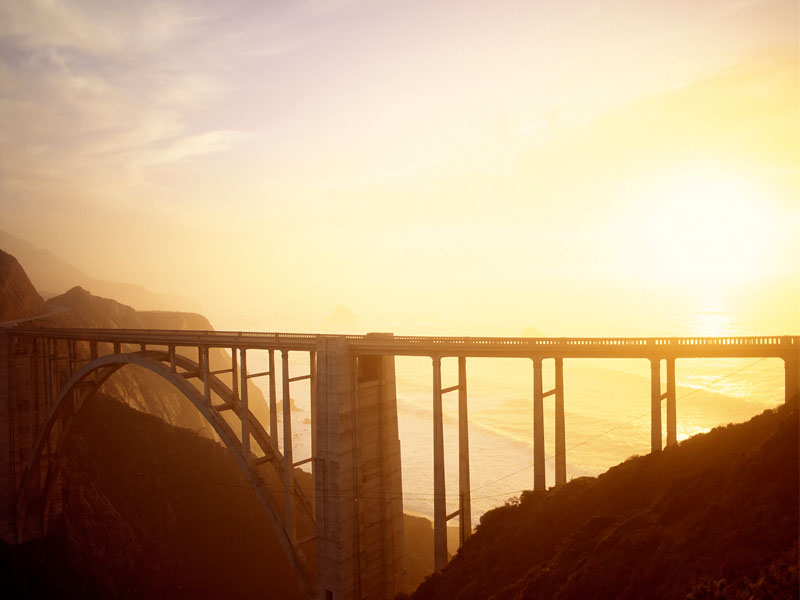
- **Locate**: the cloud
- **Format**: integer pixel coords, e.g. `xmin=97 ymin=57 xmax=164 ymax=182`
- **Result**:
xmin=129 ymin=130 xmax=249 ymax=169
xmin=0 ymin=0 xmax=245 ymax=197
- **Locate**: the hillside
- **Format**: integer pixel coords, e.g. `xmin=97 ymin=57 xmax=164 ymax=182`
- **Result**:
xmin=0 ymin=230 xmax=198 ymax=312
xmin=0 ymin=249 xmax=46 ymax=321
xmin=410 ymin=404 xmax=799 ymax=600
xmin=1 ymin=394 xmax=306 ymax=599
xmin=29 ymin=285 xmax=271 ymax=436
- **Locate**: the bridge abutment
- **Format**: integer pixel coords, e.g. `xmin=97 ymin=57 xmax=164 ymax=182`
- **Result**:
xmin=314 ymin=336 xmax=404 ymax=600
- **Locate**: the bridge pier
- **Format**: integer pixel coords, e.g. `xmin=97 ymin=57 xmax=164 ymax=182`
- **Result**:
xmin=315 ymin=336 xmax=404 ymax=600
xmin=651 ymin=357 xmax=678 ymax=452
xmin=268 ymin=349 xmax=278 ymax=451
xmin=282 ymin=350 xmax=295 ymax=541
xmin=650 ymin=358 xmax=662 ymax=453
xmin=786 ymin=355 xmax=799 ymax=406
xmin=554 ymin=357 xmax=566 ymax=487
xmin=666 ymin=358 xmax=677 ymax=447
xmin=431 ymin=356 xmax=447 ymax=571
xmin=532 ymin=358 xmax=546 ymax=491
xmin=457 ymin=356 xmax=471 ymax=545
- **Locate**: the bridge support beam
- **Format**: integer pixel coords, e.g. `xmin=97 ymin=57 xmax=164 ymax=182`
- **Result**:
xmin=786 ymin=355 xmax=799 ymax=406
xmin=554 ymin=357 xmax=566 ymax=487
xmin=666 ymin=358 xmax=677 ymax=447
xmin=239 ymin=349 xmax=249 ymax=458
xmin=315 ymin=336 xmax=404 ymax=600
xmin=457 ymin=356 xmax=471 ymax=545
xmin=532 ymin=358 xmax=546 ymax=491
xmin=268 ymin=349 xmax=278 ymax=450
xmin=282 ymin=350 xmax=295 ymax=541
xmin=432 ymin=356 xmax=446 ymax=571
xmin=650 ymin=358 xmax=662 ymax=453
xmin=310 ymin=350 xmax=317 ymax=489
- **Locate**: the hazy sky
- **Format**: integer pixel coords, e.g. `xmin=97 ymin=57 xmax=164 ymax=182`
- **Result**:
xmin=1 ymin=0 xmax=798 ymax=334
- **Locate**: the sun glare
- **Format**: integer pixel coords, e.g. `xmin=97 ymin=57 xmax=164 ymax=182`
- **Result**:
xmin=635 ymin=167 xmax=777 ymax=293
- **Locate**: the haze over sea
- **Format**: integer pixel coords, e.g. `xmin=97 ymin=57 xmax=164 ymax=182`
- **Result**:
xmin=213 ymin=290 xmax=797 ymax=528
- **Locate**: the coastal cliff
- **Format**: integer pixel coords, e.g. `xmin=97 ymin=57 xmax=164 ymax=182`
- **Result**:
xmin=0 ymin=249 xmax=46 ymax=322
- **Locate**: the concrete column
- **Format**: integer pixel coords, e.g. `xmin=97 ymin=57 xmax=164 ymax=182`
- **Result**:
xmin=269 ymin=349 xmax=278 ymax=450
xmin=532 ymin=358 xmax=545 ymax=492
xmin=432 ymin=356 xmax=447 ymax=571
xmin=650 ymin=358 xmax=662 ymax=453
xmin=231 ymin=347 xmax=239 ymax=401
xmin=90 ymin=341 xmax=98 ymax=360
xmin=785 ymin=354 xmax=799 ymax=406
xmin=67 ymin=340 xmax=73 ymax=379
xmin=239 ymin=349 xmax=249 ymax=457
xmin=315 ymin=335 xmax=409 ymax=599
xmin=554 ymin=357 xmax=566 ymax=487
xmin=29 ymin=341 xmax=36 ymax=454
xmin=457 ymin=356 xmax=471 ymax=545
xmin=282 ymin=350 xmax=295 ymax=540
xmin=666 ymin=358 xmax=677 ymax=447
xmin=310 ymin=350 xmax=317 ymax=487
xmin=44 ymin=339 xmax=52 ymax=411
xmin=202 ymin=347 xmax=210 ymax=405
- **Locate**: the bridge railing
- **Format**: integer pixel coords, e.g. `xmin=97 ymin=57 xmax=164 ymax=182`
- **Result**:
xmin=9 ymin=328 xmax=798 ymax=357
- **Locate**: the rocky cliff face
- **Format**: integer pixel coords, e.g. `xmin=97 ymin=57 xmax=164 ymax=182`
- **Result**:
xmin=0 ymin=249 xmax=46 ymax=322
xmin=410 ymin=404 xmax=799 ymax=600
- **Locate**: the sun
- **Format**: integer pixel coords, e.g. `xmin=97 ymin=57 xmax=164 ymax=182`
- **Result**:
xmin=634 ymin=165 xmax=778 ymax=294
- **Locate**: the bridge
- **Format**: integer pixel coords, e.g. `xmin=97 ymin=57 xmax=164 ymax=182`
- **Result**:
xmin=1 ymin=327 xmax=798 ymax=599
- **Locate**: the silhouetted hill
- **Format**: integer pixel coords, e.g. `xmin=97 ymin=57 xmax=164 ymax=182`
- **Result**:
xmin=0 ymin=249 xmax=46 ymax=321
xmin=0 ymin=230 xmax=198 ymax=312
xmin=1 ymin=394 xmax=306 ymax=599
xmin=409 ymin=404 xmax=799 ymax=600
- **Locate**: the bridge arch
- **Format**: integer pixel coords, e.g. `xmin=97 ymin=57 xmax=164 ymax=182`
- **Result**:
xmin=15 ymin=350 xmax=316 ymax=599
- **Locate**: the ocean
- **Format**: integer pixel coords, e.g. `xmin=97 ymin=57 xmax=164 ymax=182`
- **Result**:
xmin=253 ymin=347 xmax=786 ymax=528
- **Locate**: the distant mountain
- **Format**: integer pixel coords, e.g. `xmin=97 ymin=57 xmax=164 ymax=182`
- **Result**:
xmin=324 ymin=304 xmax=357 ymax=326
xmin=0 ymin=230 xmax=199 ymax=312
xmin=410 ymin=405 xmax=799 ymax=599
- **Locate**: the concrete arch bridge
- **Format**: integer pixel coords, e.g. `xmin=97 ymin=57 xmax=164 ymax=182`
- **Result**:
xmin=1 ymin=327 xmax=797 ymax=599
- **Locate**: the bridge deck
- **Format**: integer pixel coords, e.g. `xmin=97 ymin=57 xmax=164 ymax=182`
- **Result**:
xmin=10 ymin=328 xmax=799 ymax=360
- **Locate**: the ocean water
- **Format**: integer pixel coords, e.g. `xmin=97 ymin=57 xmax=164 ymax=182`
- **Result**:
xmin=251 ymin=347 xmax=786 ymax=529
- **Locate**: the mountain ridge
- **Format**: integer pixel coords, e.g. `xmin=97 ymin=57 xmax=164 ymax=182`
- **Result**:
xmin=0 ymin=230 xmax=199 ymax=312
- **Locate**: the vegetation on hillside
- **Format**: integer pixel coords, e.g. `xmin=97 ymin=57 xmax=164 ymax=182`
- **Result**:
xmin=409 ymin=404 xmax=799 ymax=600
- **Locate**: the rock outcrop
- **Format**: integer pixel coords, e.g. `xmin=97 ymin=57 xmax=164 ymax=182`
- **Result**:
xmin=0 ymin=249 xmax=46 ymax=322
